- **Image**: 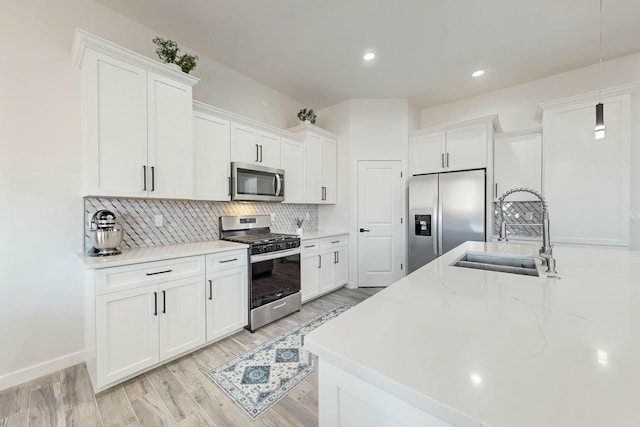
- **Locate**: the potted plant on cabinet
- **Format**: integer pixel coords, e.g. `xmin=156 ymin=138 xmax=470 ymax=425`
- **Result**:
xmin=297 ymin=108 xmax=317 ymax=124
xmin=152 ymin=37 xmax=199 ymax=74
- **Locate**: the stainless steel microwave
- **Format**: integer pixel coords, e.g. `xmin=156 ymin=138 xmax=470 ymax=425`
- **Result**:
xmin=231 ymin=162 xmax=285 ymax=202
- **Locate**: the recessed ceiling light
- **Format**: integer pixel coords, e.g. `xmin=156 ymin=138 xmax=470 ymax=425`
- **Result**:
xmin=363 ymin=52 xmax=376 ymax=61
xmin=472 ymin=70 xmax=485 ymax=77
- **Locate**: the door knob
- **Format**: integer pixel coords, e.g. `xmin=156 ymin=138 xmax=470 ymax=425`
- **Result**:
xmin=359 ymin=228 xmax=370 ymax=232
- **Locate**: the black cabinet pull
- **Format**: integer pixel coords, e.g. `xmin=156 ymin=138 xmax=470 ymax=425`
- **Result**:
xmin=150 ymin=166 xmax=155 ymax=191
xmin=142 ymin=166 xmax=147 ymax=191
xmin=304 ymin=244 xmax=316 ymax=248
xmin=259 ymin=145 xmax=263 ymax=163
xmin=318 ymin=255 xmax=321 ymax=269
xmin=219 ymin=258 xmax=238 ymax=263
xmin=146 ymin=269 xmax=172 ymax=276
xmin=208 ymin=280 xmax=213 ymax=300
xmin=255 ymin=144 xmax=259 ymax=162
xmin=446 ymin=152 xmax=450 ymax=167
xmin=359 ymin=228 xmax=370 ymax=232
xmin=441 ymin=153 xmax=445 ymax=168
xmin=162 ymin=290 xmax=166 ymax=313
xmin=153 ymin=292 xmax=158 ymax=316
xmin=334 ymin=251 xmax=337 ymax=264
xmin=228 ymin=177 xmax=231 ymax=196
xmin=331 ymin=240 xmax=340 ymax=244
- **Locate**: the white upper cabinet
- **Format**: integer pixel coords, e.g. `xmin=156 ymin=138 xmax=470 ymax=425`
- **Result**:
xmin=258 ymin=131 xmax=281 ymax=168
xmin=493 ymin=129 xmax=542 ymax=201
xmin=280 ymin=137 xmax=305 ymax=203
xmin=289 ymin=124 xmax=338 ymax=204
xmin=409 ymin=116 xmax=499 ymax=176
xmin=538 ymin=88 xmax=633 ymax=247
xmin=73 ymin=29 xmax=199 ymax=199
xmin=193 ymin=105 xmax=231 ymax=201
xmin=230 ymin=123 xmax=281 ymax=169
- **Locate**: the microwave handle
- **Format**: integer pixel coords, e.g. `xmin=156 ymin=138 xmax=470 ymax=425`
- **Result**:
xmin=275 ymin=173 xmax=282 ymax=196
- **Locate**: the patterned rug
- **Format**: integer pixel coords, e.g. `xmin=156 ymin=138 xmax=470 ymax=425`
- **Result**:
xmin=206 ymin=305 xmax=352 ymax=419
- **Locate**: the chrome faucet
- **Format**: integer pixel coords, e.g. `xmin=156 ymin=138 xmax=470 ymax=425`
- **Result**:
xmin=497 ymin=188 xmax=557 ymax=274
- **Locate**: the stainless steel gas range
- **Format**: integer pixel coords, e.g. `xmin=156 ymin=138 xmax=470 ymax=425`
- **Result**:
xmin=220 ymin=215 xmax=301 ymax=332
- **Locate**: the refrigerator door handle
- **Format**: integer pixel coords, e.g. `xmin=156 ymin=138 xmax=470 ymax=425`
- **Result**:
xmin=432 ymin=192 xmax=438 ymax=255
xmin=438 ymin=193 xmax=444 ymax=255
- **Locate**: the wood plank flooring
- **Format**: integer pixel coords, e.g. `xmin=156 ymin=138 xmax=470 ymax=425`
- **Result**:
xmin=0 ymin=288 xmax=379 ymax=427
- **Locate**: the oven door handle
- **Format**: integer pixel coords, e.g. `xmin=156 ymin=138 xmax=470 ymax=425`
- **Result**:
xmin=251 ymin=248 xmax=301 ymax=263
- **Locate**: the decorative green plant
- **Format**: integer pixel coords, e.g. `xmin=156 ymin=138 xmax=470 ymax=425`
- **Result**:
xmin=295 ymin=217 xmax=304 ymax=228
xmin=297 ymin=108 xmax=317 ymax=124
xmin=152 ymin=37 xmax=199 ymax=74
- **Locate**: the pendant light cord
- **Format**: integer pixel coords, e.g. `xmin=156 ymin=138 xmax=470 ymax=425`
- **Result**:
xmin=598 ymin=0 xmax=603 ymax=102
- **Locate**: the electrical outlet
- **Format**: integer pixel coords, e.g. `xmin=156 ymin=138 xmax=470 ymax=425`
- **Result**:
xmin=305 ymin=212 xmax=310 ymax=220
xmin=270 ymin=213 xmax=276 ymax=222
xmin=526 ymin=212 xmax=534 ymax=221
xmin=155 ymin=214 xmax=164 ymax=227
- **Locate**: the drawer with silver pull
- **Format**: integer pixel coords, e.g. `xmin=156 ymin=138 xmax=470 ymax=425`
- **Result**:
xmin=320 ymin=236 xmax=348 ymax=251
xmin=301 ymin=239 xmax=320 ymax=255
xmin=95 ymin=256 xmax=205 ymax=295
xmin=206 ymin=249 xmax=247 ymax=273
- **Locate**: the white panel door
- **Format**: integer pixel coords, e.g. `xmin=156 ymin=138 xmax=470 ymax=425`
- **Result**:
xmin=147 ymin=73 xmax=193 ymax=199
xmin=305 ymin=134 xmax=323 ymax=203
xmin=193 ymin=112 xmax=231 ymax=201
xmin=543 ymin=97 xmax=629 ymax=246
xmin=321 ymin=138 xmax=337 ymax=204
xmin=281 ymin=137 xmax=305 ymax=203
xmin=409 ymin=132 xmax=445 ymax=175
xmin=357 ymin=161 xmax=405 ymax=287
xmin=158 ymin=276 xmax=206 ymax=361
xmin=206 ymin=267 xmax=248 ymax=342
xmin=333 ymin=248 xmax=348 ymax=287
xmin=85 ymin=50 xmax=147 ymax=197
xmin=231 ymin=122 xmax=260 ymax=165
xmin=96 ymin=285 xmax=159 ymax=386
xmin=493 ymin=132 xmax=542 ymax=201
xmin=319 ymin=252 xmax=334 ymax=293
xmin=301 ymin=252 xmax=321 ymax=302
xmin=445 ymin=124 xmax=487 ymax=171
xmin=258 ymin=131 xmax=281 ymax=168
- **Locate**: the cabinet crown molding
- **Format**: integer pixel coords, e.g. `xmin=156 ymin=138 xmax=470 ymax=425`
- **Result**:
xmin=535 ymin=82 xmax=639 ymax=122
xmin=287 ymin=123 xmax=338 ymax=139
xmin=72 ymin=28 xmax=200 ymax=87
xmin=410 ymin=114 xmax=501 ymax=138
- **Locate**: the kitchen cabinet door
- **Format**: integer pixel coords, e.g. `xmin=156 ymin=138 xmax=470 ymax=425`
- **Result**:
xmin=301 ymin=252 xmax=321 ymax=303
xmin=319 ymin=252 xmax=335 ymax=293
xmin=258 ymin=131 xmax=281 ymax=168
xmin=147 ymin=73 xmax=194 ymax=199
xmin=158 ymin=276 xmax=206 ymax=361
xmin=206 ymin=267 xmax=248 ymax=342
xmin=409 ymin=132 xmax=446 ymax=175
xmin=321 ymin=138 xmax=337 ymax=204
xmin=333 ymin=248 xmax=348 ymax=287
xmin=305 ymin=134 xmax=323 ymax=203
xmin=445 ymin=124 xmax=487 ymax=171
xmin=231 ymin=122 xmax=260 ymax=165
xmin=493 ymin=131 xmax=541 ymax=201
xmin=96 ymin=284 xmax=159 ymax=387
xmin=193 ymin=111 xmax=231 ymax=201
xmin=281 ymin=137 xmax=305 ymax=203
xmin=84 ymin=50 xmax=148 ymax=197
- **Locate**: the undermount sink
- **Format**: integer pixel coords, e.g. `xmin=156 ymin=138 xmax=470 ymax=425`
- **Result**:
xmin=452 ymin=252 xmax=540 ymax=277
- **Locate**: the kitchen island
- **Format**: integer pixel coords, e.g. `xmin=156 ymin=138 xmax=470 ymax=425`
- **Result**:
xmin=304 ymin=241 xmax=640 ymax=427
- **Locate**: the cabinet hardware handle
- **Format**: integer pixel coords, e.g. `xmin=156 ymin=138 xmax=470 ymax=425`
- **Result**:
xmin=446 ymin=153 xmax=450 ymax=167
xmin=150 ymin=166 xmax=155 ymax=191
xmin=305 ymin=244 xmax=316 ymax=248
xmin=359 ymin=228 xmax=370 ymax=232
xmin=219 ymin=258 xmax=238 ymax=263
xmin=259 ymin=145 xmax=263 ymax=163
xmin=273 ymin=302 xmax=287 ymax=310
xmin=142 ymin=166 xmax=147 ymax=191
xmin=162 ymin=290 xmax=166 ymax=313
xmin=334 ymin=251 xmax=337 ymax=263
xmin=146 ymin=269 xmax=172 ymax=276
xmin=331 ymin=240 xmax=340 ymax=244
xmin=153 ymin=292 xmax=158 ymax=316
xmin=208 ymin=280 xmax=213 ymax=300
xmin=441 ymin=153 xmax=445 ymax=168
xmin=255 ymin=144 xmax=259 ymax=162
xmin=318 ymin=255 xmax=321 ymax=268
xmin=495 ymin=183 xmax=498 ymax=195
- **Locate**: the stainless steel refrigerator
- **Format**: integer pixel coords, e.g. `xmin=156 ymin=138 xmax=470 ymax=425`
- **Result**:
xmin=408 ymin=169 xmax=486 ymax=273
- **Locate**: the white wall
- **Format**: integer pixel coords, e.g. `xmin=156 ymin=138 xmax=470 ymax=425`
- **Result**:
xmin=317 ymin=99 xmax=411 ymax=286
xmin=420 ymin=53 xmax=640 ymax=248
xmin=0 ymin=0 xmax=304 ymax=389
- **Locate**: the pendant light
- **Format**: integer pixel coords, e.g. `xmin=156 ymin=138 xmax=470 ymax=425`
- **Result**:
xmin=595 ymin=0 xmax=605 ymax=140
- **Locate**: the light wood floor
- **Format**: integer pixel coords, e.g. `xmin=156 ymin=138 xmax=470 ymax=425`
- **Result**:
xmin=0 ymin=287 xmax=380 ymax=427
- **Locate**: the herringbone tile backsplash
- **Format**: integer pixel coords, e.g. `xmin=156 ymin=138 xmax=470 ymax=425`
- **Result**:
xmin=84 ymin=198 xmax=318 ymax=251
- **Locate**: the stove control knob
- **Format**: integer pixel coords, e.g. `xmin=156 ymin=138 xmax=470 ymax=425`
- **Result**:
xmin=285 ymin=243 xmax=290 ymax=249
xmin=276 ymin=244 xmax=281 ymax=250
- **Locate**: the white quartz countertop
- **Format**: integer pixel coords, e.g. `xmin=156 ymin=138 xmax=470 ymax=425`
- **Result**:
xmin=304 ymin=241 xmax=640 ymax=427
xmin=81 ymin=240 xmax=248 ymax=269
xmin=298 ymin=230 xmax=348 ymax=240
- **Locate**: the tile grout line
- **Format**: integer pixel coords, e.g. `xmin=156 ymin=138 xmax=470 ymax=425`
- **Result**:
xmin=121 ymin=383 xmax=141 ymax=427
xmin=143 ymin=369 xmax=180 ymax=427
xmin=166 ymin=358 xmax=218 ymax=427
xmin=26 ymin=380 xmax=31 ymax=427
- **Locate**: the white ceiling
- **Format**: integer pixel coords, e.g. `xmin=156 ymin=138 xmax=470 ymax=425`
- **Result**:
xmin=95 ymin=0 xmax=640 ymax=110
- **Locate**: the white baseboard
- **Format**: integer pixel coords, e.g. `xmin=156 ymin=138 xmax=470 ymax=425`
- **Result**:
xmin=345 ymin=281 xmax=357 ymax=289
xmin=0 ymin=349 xmax=87 ymax=391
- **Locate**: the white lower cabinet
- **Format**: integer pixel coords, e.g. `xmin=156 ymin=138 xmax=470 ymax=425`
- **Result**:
xmin=205 ymin=250 xmax=248 ymax=342
xmin=301 ymin=236 xmax=349 ymax=303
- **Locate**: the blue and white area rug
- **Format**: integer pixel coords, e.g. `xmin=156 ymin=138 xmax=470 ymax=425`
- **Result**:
xmin=206 ymin=305 xmax=352 ymax=419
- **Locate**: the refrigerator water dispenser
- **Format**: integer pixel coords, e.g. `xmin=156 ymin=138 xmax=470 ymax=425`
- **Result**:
xmin=414 ymin=215 xmax=431 ymax=236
